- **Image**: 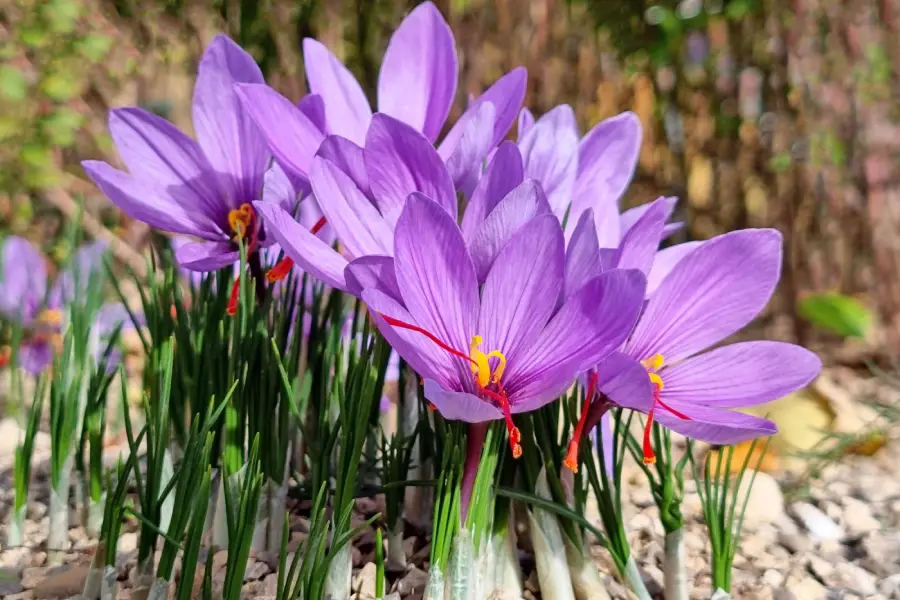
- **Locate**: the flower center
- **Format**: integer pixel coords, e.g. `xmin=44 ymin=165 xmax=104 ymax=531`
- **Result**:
xmin=228 ymin=203 xmax=258 ymax=245
xmin=639 ymin=353 xmax=691 ymax=465
xmin=378 ymin=315 xmax=522 ymax=458
xmin=37 ymin=309 xmax=63 ymax=329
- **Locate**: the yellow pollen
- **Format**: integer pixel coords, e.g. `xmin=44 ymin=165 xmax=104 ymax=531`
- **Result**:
xmin=469 ymin=335 xmax=507 ymax=388
xmin=649 ymin=372 xmax=664 ymax=390
xmin=38 ymin=309 xmax=62 ymax=328
xmin=641 ymin=353 xmax=665 ymax=372
xmin=228 ymin=203 xmax=254 ymax=240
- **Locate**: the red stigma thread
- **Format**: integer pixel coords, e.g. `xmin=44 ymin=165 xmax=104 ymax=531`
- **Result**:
xmin=564 ymin=371 xmax=599 ymax=472
xmin=265 ymin=217 xmax=327 ymax=283
xmin=378 ymin=314 xmax=477 ymax=366
xmin=226 ymin=278 xmax=241 ymax=317
xmin=642 ymin=383 xmax=692 ymax=465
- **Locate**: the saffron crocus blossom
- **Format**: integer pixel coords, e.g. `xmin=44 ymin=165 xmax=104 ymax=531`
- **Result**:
xmin=354 ymin=193 xmax=646 ymax=457
xmin=257 ymin=116 xmax=550 ymax=295
xmin=0 ymin=237 xmax=108 ymax=373
xmin=569 ymin=229 xmax=821 ymax=468
xmin=83 ymin=35 xmax=299 ymax=272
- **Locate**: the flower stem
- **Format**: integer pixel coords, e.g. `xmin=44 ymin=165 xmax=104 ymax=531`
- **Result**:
xmin=624 ymin=556 xmax=653 ymax=600
xmin=664 ymin=529 xmax=688 ymax=600
xmin=460 ymin=422 xmax=488 ymax=523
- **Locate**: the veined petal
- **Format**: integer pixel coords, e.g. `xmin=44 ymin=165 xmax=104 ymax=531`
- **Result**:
xmin=593 ymin=351 xmax=654 ymax=413
xmin=345 ymin=255 xmax=402 ymax=303
xmin=192 ymin=35 xmax=269 ymax=209
xmin=471 ymin=67 xmax=528 ymax=147
xmin=519 ymin=104 xmax=579 ymax=218
xmin=108 ymin=108 xmax=227 ymax=221
xmin=479 ymin=215 xmax=565 ymax=368
xmin=234 ymin=83 xmax=325 ymax=182
xmin=646 ymin=241 xmax=703 ymax=296
xmin=297 ymin=94 xmax=328 ymax=134
xmin=302 ymin=38 xmax=372 ymax=145
xmin=175 ymin=241 xmax=240 ymax=272
xmin=0 ymin=236 xmax=46 ymax=322
xmin=424 ymin=379 xmax=503 ymax=423
xmin=310 ymin=156 xmax=392 ymax=258
xmin=661 ymin=341 xmax=821 ymax=408
xmin=627 ymin=229 xmax=783 ymax=364
xmin=437 ymin=102 xmax=495 ymax=197
xmin=620 ymin=196 xmax=677 ymax=236
xmin=591 ymin=197 xmax=622 ymax=249
xmin=82 ymin=161 xmax=223 ymax=239
xmin=563 ymin=209 xmax=602 ymax=301
xmin=377 ymin=1 xmax=457 ymax=141
xmin=393 ymin=193 xmax=479 ymax=381
xmin=655 ymin=401 xmax=777 ymax=445
xmin=365 ymin=114 xmax=457 ymax=225
xmin=611 ymin=196 xmax=669 ymax=275
xmin=518 ymin=107 xmax=534 ymax=141
xmin=469 ymin=179 xmax=551 ymax=281
xmin=460 ymin=141 xmax=524 ymax=245
xmin=507 ymin=268 xmax=647 ymax=411
xmin=254 ymin=201 xmax=348 ymax=291
xmin=262 ymin=162 xmax=300 ymax=213
xmin=317 ymin=135 xmax=370 ymax=197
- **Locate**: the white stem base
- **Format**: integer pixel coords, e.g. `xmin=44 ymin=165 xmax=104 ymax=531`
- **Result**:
xmin=159 ymin=449 xmax=174 ymax=534
xmin=565 ymin=536 xmax=610 ymax=600
xmin=324 ymin=541 xmax=352 ymax=600
xmin=530 ymin=470 xmax=575 ymax=600
xmin=267 ymin=477 xmax=288 ymax=554
xmin=147 ymin=578 xmax=169 ymax=600
xmin=212 ymin=471 xmax=229 ymax=549
xmin=83 ymin=547 xmax=104 ymax=600
xmin=8 ymin=504 xmax=25 ymax=547
xmin=710 ymin=589 xmax=732 ymax=600
xmin=664 ymin=529 xmax=688 ymax=600
xmin=86 ymin=492 xmax=106 ymax=539
xmin=100 ymin=565 xmax=118 ymax=600
xmin=448 ymin=528 xmax=474 ymax=600
xmin=386 ymin=523 xmax=407 ymax=571
xmin=624 ymin=556 xmax=652 ymax=600
xmin=251 ymin=481 xmax=270 ymax=553
xmin=490 ymin=526 xmax=523 ymax=597
xmin=48 ymin=465 xmax=72 ymax=564
xmin=424 ymin=565 xmax=445 ymax=600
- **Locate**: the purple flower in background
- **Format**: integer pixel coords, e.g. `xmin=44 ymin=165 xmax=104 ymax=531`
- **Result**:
xmin=354 ymin=194 xmax=646 ymax=457
xmin=257 ymin=116 xmax=549 ymax=295
xmin=584 ymin=229 xmax=821 ymax=465
xmin=0 ymin=237 xmax=109 ymax=373
xmin=82 ymin=35 xmax=300 ymax=273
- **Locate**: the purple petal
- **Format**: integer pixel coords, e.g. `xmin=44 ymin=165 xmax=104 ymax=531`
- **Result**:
xmin=302 ymin=38 xmax=372 ymax=145
xmin=570 ymin=111 xmax=642 ymax=221
xmin=593 ymin=351 xmax=654 ymax=412
xmin=460 ymin=141 xmax=524 ymax=245
xmin=234 ymin=83 xmax=325 ymax=182
xmin=262 ymin=162 xmax=300 ymax=213
xmin=424 ymin=379 xmax=503 ymax=423
xmin=661 ymin=341 xmax=821 ymax=408
xmin=297 ymin=94 xmax=328 ymax=134
xmin=49 ymin=241 xmax=109 ymax=307
xmin=598 ymin=413 xmax=614 ymax=476
xmin=519 ymin=105 xmax=579 ymax=218
xmin=82 ymin=161 xmax=223 ymax=239
xmin=254 ymin=201 xmax=348 ymax=291
xmin=468 ymin=179 xmax=551 ymax=281
xmin=310 ymin=156 xmax=392 ymax=258
xmin=610 ymin=196 xmax=669 ymax=275
xmin=479 ymin=215 xmax=565 ymax=368
xmin=563 ymin=209 xmax=602 ymax=301
xmin=377 ymin=1 xmax=457 ymax=141
xmin=393 ymin=193 xmax=479 ymax=382
xmin=518 ymin=108 xmax=534 ymax=140
xmin=95 ymin=302 xmax=139 ymax=336
xmin=317 ymin=135 xmax=370 ymax=197
xmin=345 ymin=255 xmax=402 ymax=303
xmin=507 ymin=268 xmax=647 ymax=412
xmin=19 ymin=340 xmax=54 ymax=374
xmin=175 ymin=241 xmax=240 ymax=272
xmin=1 ymin=236 xmax=46 ymax=322
xmin=591 ymin=197 xmax=622 ymax=249
xmin=655 ymin=401 xmax=777 ymax=445
xmin=192 ymin=35 xmax=269 ymax=209
xmin=437 ymin=101 xmax=495 ymax=197
xmin=627 ymin=229 xmax=783 ymax=364
xmin=365 ymin=114 xmax=457 ymax=225
xmin=646 ymin=241 xmax=703 ymax=296
xmin=470 ymin=67 xmax=528 ymax=147
xmin=620 ymin=196 xmax=677 ymax=236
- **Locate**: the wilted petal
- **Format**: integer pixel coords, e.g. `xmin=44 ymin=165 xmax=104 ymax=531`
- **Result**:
xmin=469 ymin=179 xmax=551 ymax=281
xmin=393 ymin=193 xmax=479 ymax=380
xmin=438 ymin=102 xmax=495 ymax=197
xmin=192 ymin=35 xmax=268 ymax=209
xmin=519 ymin=105 xmax=579 ymax=218
xmin=345 ymin=255 xmax=402 ymax=303
xmin=254 ymin=201 xmax=348 ymax=291
xmin=479 ymin=215 xmax=565 ymax=367
xmin=82 ymin=161 xmax=223 ymax=239
xmin=234 ymin=83 xmax=325 ymax=181
xmin=317 ymin=135 xmax=370 ymax=196
xmin=460 ymin=142 xmax=524 ymax=245
xmin=0 ymin=236 xmax=46 ymax=322
xmin=310 ymin=157 xmax=392 ymax=258
xmin=507 ymin=268 xmax=647 ymax=412
xmin=302 ymin=38 xmax=372 ymax=144
xmin=518 ymin=108 xmax=534 ymax=140
xmin=176 ymin=241 xmax=240 ymax=272
xmin=563 ymin=209 xmax=602 ymax=301
xmin=656 ymin=401 xmax=777 ymax=445
xmin=627 ymin=229 xmax=783 ymax=364
xmin=377 ymin=1 xmax=457 ymax=141
xmin=661 ymin=341 xmax=821 ymax=408
xmin=611 ymin=197 xmax=669 ymax=275
xmin=424 ymin=379 xmax=503 ymax=422
xmin=365 ymin=114 xmax=457 ymax=225
xmin=646 ymin=241 xmax=703 ymax=296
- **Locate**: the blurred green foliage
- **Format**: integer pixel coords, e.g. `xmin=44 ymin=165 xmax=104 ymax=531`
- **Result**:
xmin=798 ymin=293 xmax=874 ymax=340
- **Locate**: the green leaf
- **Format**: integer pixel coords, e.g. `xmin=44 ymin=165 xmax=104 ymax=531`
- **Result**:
xmin=797 ymin=293 xmax=873 ymax=339
xmin=0 ymin=66 xmax=28 ymax=102
xmin=41 ymin=73 xmax=79 ymax=102
xmin=769 ymin=152 xmax=792 ymax=173
xmin=77 ymin=33 xmax=113 ymax=62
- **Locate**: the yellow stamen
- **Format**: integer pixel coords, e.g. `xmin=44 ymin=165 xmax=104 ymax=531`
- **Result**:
xmin=228 ymin=203 xmax=254 ymax=241
xmin=38 ymin=309 xmax=62 ymax=328
xmin=641 ymin=353 xmax=665 ymax=372
xmin=649 ymin=372 xmax=664 ymax=390
xmin=469 ymin=336 xmax=507 ymax=388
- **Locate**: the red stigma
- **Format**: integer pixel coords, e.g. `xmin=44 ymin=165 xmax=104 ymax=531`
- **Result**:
xmin=310 ymin=216 xmax=327 ymax=235
xmin=226 ymin=278 xmax=240 ymax=317
xmin=378 ymin=314 xmax=477 ymax=367
xmin=564 ymin=371 xmax=599 ymax=473
xmin=642 ymin=383 xmax=692 ymax=465
xmin=266 ymin=258 xmax=294 ymax=283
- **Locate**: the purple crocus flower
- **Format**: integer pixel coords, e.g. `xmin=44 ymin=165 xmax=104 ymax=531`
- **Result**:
xmin=257 ymin=116 xmax=550 ymax=297
xmin=0 ymin=237 xmax=109 ymax=373
xmin=579 ymin=229 xmax=821 ymax=466
xmin=352 ymin=193 xmax=646 ymax=457
xmin=82 ymin=35 xmax=307 ymax=272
